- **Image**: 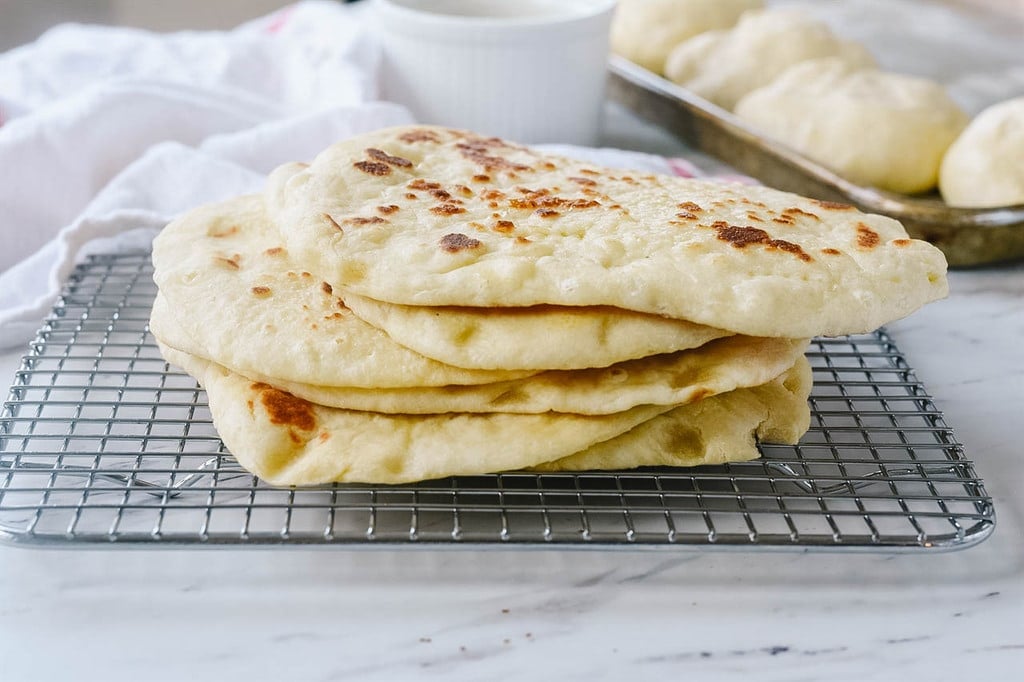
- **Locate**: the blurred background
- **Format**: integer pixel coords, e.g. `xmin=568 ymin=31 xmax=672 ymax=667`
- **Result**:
xmin=2 ymin=0 xmax=1022 ymax=53
xmin=0 ymin=0 xmax=295 ymax=51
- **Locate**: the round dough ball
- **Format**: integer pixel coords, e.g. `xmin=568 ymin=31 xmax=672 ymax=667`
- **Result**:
xmin=735 ymin=58 xmax=969 ymax=194
xmin=611 ymin=0 xmax=763 ymax=75
xmin=664 ymin=8 xmax=874 ymax=111
xmin=940 ymin=97 xmax=1024 ymax=208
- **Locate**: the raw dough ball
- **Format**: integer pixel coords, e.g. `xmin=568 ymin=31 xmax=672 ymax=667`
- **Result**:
xmin=735 ymin=58 xmax=969 ymax=194
xmin=611 ymin=0 xmax=763 ymax=75
xmin=940 ymin=97 xmax=1024 ymax=208
xmin=664 ymin=8 xmax=874 ymax=110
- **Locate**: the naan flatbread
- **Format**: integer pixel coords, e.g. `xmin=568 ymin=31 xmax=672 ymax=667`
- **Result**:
xmin=151 ymin=195 xmax=532 ymax=388
xmin=342 ymin=292 xmax=732 ymax=370
xmin=157 ymin=335 xmax=809 ymax=415
xmin=537 ymin=356 xmax=811 ymax=471
xmin=266 ymin=125 xmax=947 ymax=338
xmin=169 ymin=348 xmax=672 ymax=485
xmin=163 ymin=346 xmax=810 ymax=485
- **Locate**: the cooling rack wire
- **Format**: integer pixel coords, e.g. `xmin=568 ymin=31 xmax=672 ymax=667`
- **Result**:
xmin=0 ymin=253 xmax=994 ymax=549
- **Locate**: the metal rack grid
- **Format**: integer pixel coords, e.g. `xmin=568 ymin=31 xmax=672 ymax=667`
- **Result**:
xmin=0 ymin=253 xmax=994 ymax=549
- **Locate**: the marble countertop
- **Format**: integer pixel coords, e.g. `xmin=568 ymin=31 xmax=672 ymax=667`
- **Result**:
xmin=1 ymin=108 xmax=1022 ymax=681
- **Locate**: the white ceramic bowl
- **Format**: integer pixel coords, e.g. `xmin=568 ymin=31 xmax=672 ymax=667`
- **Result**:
xmin=373 ymin=0 xmax=617 ymax=145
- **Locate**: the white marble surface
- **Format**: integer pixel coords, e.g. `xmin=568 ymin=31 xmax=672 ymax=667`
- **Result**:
xmin=1 ymin=108 xmax=1023 ymax=681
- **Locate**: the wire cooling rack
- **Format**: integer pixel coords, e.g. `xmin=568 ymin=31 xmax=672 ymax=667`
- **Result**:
xmin=0 ymin=253 xmax=994 ymax=550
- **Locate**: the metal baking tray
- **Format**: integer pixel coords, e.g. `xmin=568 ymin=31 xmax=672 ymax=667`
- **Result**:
xmin=607 ymin=56 xmax=1024 ymax=267
xmin=0 ymin=254 xmax=994 ymax=549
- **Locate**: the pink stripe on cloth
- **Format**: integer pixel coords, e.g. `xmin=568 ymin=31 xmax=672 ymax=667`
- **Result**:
xmin=665 ymin=157 xmax=700 ymax=178
xmin=264 ymin=5 xmax=298 ymax=34
xmin=663 ymin=155 xmax=758 ymax=185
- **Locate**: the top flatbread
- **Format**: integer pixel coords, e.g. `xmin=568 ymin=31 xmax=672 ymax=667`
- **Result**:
xmin=266 ymin=125 xmax=948 ymax=338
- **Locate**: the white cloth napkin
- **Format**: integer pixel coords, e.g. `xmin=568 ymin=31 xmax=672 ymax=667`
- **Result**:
xmin=0 ymin=0 xmax=743 ymax=350
xmin=0 ymin=1 xmax=415 ymax=347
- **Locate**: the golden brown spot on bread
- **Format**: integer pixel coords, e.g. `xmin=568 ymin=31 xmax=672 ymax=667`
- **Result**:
xmin=251 ymin=286 xmax=271 ymax=297
xmin=772 ymin=216 xmax=796 ymax=226
xmin=822 ymin=248 xmax=842 ymax=256
xmin=322 ymin=213 xmax=343 ymax=231
xmin=489 ymin=388 xmax=526 ymax=407
xmin=408 ymin=179 xmax=442 ymax=191
xmin=772 ymin=241 xmax=812 ymax=260
xmin=677 ymin=202 xmax=703 ymax=212
xmin=263 ymin=247 xmax=285 ymax=257
xmin=430 ymin=188 xmax=453 ymax=201
xmin=472 ymin=174 xmax=491 ymax=183
xmin=318 ymin=432 xmax=331 ymax=443
xmin=439 ymin=233 xmax=482 ymax=253
xmin=455 ymin=141 xmax=530 ymax=173
xmin=480 ymin=189 xmax=506 ymax=201
xmin=535 ymin=208 xmax=560 ymax=218
xmin=493 ymin=220 xmax=515 ymax=233
xmin=541 ymin=161 xmax=557 ymax=171
xmin=365 ymin=148 xmax=412 ymax=168
xmin=508 ymin=194 xmax=600 ymax=211
xmin=208 ymin=224 xmax=239 ymax=238
xmin=215 ymin=255 xmax=240 ymax=270
xmin=344 ymin=216 xmax=388 ymax=226
xmin=321 ymin=281 xmax=333 ymax=295
xmin=569 ymin=176 xmax=597 ymax=187
xmin=431 ymin=203 xmax=467 ymax=216
xmin=300 ymin=272 xmax=312 ymax=278
xmin=812 ymin=199 xmax=855 ymax=211
xmin=405 ymin=193 xmax=418 ymax=200
xmin=676 ymin=211 xmax=699 ymax=221
xmin=469 ymin=221 xmax=487 ymax=232
xmin=341 ymin=261 xmax=366 ymax=284
xmin=856 ymin=223 xmax=880 ymax=249
xmin=892 ymin=238 xmax=912 ymax=247
xmin=377 ymin=205 xmax=400 ymax=215
xmin=455 ymin=185 xmax=474 ymax=198
xmin=252 ymin=383 xmax=317 ymax=434
xmin=689 ymin=388 xmax=713 ymax=403
xmin=714 ymin=224 xmax=812 ymax=262
xmin=324 ymin=312 xmax=344 ymax=320
xmin=579 ymin=169 xmax=599 ymax=176
xmin=711 ymin=221 xmax=751 ymax=240
xmin=783 ymin=207 xmax=820 ymax=220
xmin=399 ymin=129 xmax=441 ymax=144
xmin=353 ymin=161 xmax=391 ymax=176
xmin=746 ymin=212 xmax=763 ymax=222
xmin=515 ymin=236 xmax=532 ymax=245
xmin=663 ymin=424 xmax=703 ymax=455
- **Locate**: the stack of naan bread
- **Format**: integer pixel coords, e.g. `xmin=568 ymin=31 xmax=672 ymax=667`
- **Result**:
xmin=150 ymin=126 xmax=948 ymax=486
